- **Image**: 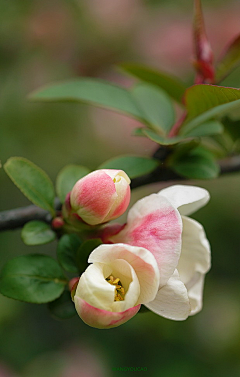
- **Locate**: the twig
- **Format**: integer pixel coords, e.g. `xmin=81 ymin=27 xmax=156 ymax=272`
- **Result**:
xmin=0 ymin=155 xmax=240 ymax=231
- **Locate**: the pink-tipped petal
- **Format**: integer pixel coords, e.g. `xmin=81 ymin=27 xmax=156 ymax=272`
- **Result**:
xmin=177 ymin=216 xmax=211 ymax=315
xmin=111 ymin=194 xmax=182 ymax=287
xmin=159 ymin=185 xmax=210 ymax=216
xmin=70 ymin=171 xmax=117 ymax=225
xmin=89 ymin=243 xmax=160 ymax=304
xmin=145 ymin=270 xmax=191 ymax=321
xmin=74 ymin=296 xmax=140 ymax=329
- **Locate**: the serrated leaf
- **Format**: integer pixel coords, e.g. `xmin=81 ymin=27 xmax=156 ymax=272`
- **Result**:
xmin=48 ymin=290 xmax=76 ymax=319
xmin=56 ymin=164 xmax=90 ymax=203
xmin=98 ymin=155 xmax=159 ymax=178
xmin=180 ymin=85 xmax=240 ymax=135
xmin=170 ymin=147 xmax=219 ymax=179
xmin=77 ymin=239 xmax=102 ymax=274
xmin=57 ymin=234 xmax=82 ymax=274
xmin=131 ymin=83 xmax=175 ymax=134
xmin=0 ymin=254 xmax=66 ymax=303
xmin=119 ymin=63 xmax=187 ymax=103
xmin=21 ymin=221 xmax=56 ymax=245
xmin=4 ymin=157 xmax=55 ymax=216
xmin=29 ymin=78 xmax=149 ymax=125
xmin=215 ymin=35 xmax=240 ymax=83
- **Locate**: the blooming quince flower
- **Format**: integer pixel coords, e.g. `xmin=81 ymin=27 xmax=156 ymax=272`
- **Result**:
xmin=73 ymin=185 xmax=211 ymax=328
xmin=70 ymin=169 xmax=131 ymax=225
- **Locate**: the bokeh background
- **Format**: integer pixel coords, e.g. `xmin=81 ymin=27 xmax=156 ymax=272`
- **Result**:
xmin=1 ymin=0 xmax=240 ymax=376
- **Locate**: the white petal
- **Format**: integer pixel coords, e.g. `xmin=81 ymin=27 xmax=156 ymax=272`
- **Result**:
xmin=111 ymin=194 xmax=182 ymax=287
xmin=177 ymin=216 xmax=211 ymax=315
xmin=178 ymin=216 xmax=211 ymax=284
xmin=159 ymin=185 xmax=210 ymax=215
xmin=89 ymin=243 xmax=160 ymax=304
xmin=145 ymin=270 xmax=191 ymax=320
xmin=75 ymin=263 xmax=115 ymax=311
xmin=188 ymin=274 xmax=205 ymax=315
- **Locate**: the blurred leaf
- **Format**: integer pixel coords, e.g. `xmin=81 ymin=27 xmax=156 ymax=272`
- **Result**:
xmin=215 ymin=35 xmax=240 ymax=83
xmin=134 ymin=128 xmax=184 ymax=145
xmin=180 ymin=85 xmax=240 ymax=134
xmin=131 ymin=83 xmax=175 ymax=134
xmin=170 ymin=147 xmax=219 ymax=179
xmin=221 ymin=116 xmax=240 ymax=139
xmin=57 ymin=234 xmax=82 ymax=274
xmin=56 ymin=164 xmax=90 ymax=203
xmin=0 ymin=255 xmax=66 ymax=303
xmin=4 ymin=157 xmax=55 ymax=216
xmin=184 ymin=120 xmax=224 ymax=137
xmin=29 ymin=78 xmax=149 ymax=124
xmin=119 ymin=63 xmax=187 ymax=103
xmin=21 ymin=221 xmax=56 ymax=245
xmin=98 ymin=155 xmax=159 ymax=178
xmin=77 ymin=239 xmax=102 ymax=274
xmin=48 ymin=290 xmax=76 ymax=319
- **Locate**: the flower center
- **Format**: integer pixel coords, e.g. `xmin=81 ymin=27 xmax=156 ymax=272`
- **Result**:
xmin=106 ymin=275 xmax=125 ymax=301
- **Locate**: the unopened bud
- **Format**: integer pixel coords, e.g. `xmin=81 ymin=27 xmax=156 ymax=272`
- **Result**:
xmin=70 ymin=169 xmax=131 ymax=225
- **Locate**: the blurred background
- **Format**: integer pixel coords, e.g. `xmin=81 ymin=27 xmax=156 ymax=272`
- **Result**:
xmin=0 ymin=0 xmax=240 ymax=376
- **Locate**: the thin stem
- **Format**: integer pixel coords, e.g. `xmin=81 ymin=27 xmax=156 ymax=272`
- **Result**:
xmin=1 ymin=155 xmax=239 ymax=232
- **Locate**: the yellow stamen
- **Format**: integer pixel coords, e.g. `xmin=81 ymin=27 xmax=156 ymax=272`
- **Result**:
xmin=106 ymin=274 xmax=125 ymax=301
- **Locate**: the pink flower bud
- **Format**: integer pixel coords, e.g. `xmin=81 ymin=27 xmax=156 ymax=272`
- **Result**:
xmin=70 ymin=169 xmax=131 ymax=225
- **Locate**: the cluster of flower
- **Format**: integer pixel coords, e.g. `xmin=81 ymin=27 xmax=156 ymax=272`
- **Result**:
xmin=66 ymin=169 xmax=211 ymax=329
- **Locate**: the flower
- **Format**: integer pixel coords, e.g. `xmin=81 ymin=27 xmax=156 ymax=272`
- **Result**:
xmin=70 ymin=169 xmax=131 ymax=225
xmin=73 ymin=185 xmax=211 ymax=328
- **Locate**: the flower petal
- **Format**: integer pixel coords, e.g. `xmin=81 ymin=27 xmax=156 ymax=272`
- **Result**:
xmin=177 ymin=216 xmax=211 ymax=315
xmin=159 ymin=185 xmax=210 ymax=216
xmin=74 ymin=296 xmax=140 ymax=329
xmin=70 ymin=170 xmax=117 ymax=224
xmin=145 ymin=270 xmax=191 ymax=320
xmin=75 ymin=263 xmax=115 ymax=311
xmin=111 ymin=194 xmax=182 ymax=287
xmin=89 ymin=243 xmax=160 ymax=304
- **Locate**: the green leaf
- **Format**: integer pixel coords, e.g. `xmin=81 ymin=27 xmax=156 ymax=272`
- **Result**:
xmin=119 ymin=63 xmax=187 ymax=103
xmin=134 ymin=128 xmax=184 ymax=145
xmin=215 ymin=35 xmax=240 ymax=83
xmin=4 ymin=157 xmax=55 ymax=216
xmin=180 ymin=85 xmax=240 ymax=135
xmin=48 ymin=290 xmax=76 ymax=319
xmin=29 ymin=78 xmax=148 ymax=124
xmin=0 ymin=255 xmax=66 ymax=303
xmin=131 ymin=83 xmax=175 ymax=134
xmin=221 ymin=116 xmax=240 ymax=139
xmin=77 ymin=239 xmax=102 ymax=274
xmin=98 ymin=155 xmax=159 ymax=178
xmin=184 ymin=120 xmax=224 ymax=137
xmin=170 ymin=147 xmax=220 ymax=179
xmin=57 ymin=234 xmax=82 ymax=274
xmin=56 ymin=164 xmax=90 ymax=203
xmin=21 ymin=221 xmax=56 ymax=245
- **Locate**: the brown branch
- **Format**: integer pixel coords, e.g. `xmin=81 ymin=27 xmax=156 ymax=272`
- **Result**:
xmin=0 ymin=155 xmax=240 ymax=232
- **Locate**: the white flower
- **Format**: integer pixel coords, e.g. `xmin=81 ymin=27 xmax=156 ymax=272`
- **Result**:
xmin=73 ymin=185 xmax=211 ymax=328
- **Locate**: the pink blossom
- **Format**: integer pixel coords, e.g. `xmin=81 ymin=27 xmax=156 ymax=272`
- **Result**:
xmin=70 ymin=169 xmax=130 ymax=225
xmin=73 ymin=185 xmax=211 ymax=328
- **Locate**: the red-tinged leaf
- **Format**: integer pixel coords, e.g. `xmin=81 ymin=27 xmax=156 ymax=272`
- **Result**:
xmin=215 ymin=35 xmax=240 ymax=83
xmin=179 ymin=84 xmax=240 ymax=134
xmin=193 ymin=0 xmax=214 ymax=84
